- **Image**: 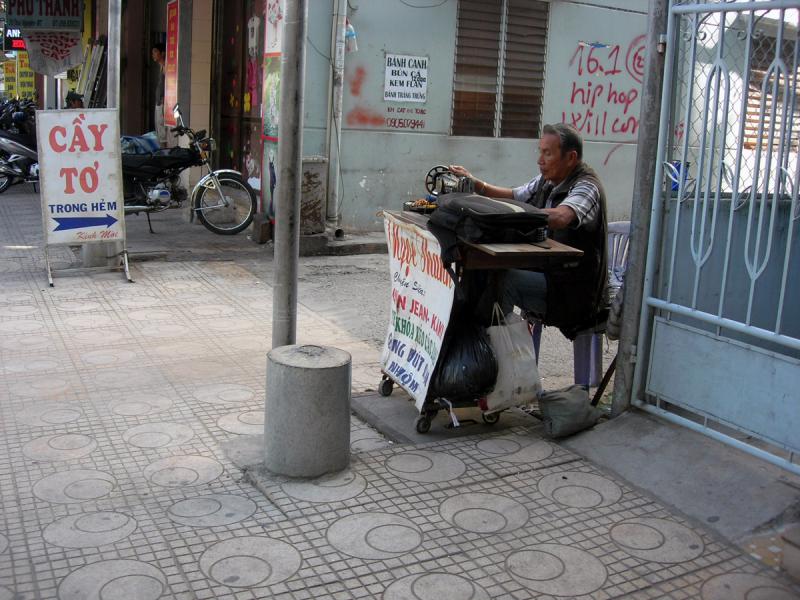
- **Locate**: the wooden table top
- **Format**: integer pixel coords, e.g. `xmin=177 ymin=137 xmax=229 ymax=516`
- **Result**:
xmin=385 ymin=210 xmax=583 ymax=270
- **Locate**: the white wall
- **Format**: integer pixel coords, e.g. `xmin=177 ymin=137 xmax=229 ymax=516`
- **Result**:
xmin=304 ymin=0 xmax=647 ymax=230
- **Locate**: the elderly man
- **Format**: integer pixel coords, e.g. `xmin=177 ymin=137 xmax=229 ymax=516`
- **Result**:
xmin=450 ymin=123 xmax=608 ymax=337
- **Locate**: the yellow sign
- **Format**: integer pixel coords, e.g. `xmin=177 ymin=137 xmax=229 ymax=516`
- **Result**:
xmin=3 ymin=61 xmax=17 ymax=99
xmin=17 ymin=52 xmax=35 ymax=99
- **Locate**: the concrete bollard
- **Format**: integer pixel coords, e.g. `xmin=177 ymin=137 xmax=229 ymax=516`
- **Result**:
xmin=264 ymin=344 xmax=351 ymax=477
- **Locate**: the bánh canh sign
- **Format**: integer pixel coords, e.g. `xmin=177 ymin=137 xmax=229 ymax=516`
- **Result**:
xmin=384 ymin=53 xmax=428 ymax=103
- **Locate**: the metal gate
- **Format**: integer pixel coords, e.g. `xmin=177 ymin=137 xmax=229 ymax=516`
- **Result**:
xmin=634 ymin=0 xmax=800 ymax=474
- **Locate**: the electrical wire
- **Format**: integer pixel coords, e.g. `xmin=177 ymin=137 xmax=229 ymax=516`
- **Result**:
xmin=398 ymin=0 xmax=450 ymax=8
xmin=306 ymin=36 xmax=332 ymax=62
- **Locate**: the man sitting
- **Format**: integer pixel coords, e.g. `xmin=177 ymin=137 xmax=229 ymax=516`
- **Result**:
xmin=450 ymin=123 xmax=608 ymax=338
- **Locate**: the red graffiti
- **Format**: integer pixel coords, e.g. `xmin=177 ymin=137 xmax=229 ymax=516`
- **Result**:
xmin=347 ymin=106 xmax=384 ymax=127
xmin=603 ymin=143 xmax=625 ymax=166
xmin=565 ymin=38 xmax=643 ymax=141
xmin=350 ymin=66 xmax=366 ymax=96
xmin=626 ymin=35 xmax=646 ymax=83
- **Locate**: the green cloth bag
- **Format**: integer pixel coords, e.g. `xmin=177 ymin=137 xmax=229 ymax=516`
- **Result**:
xmin=538 ymin=385 xmax=603 ymax=438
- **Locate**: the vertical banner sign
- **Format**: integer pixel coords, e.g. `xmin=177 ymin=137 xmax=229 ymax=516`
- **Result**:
xmin=164 ymin=1 xmax=180 ymax=127
xmin=380 ymin=213 xmax=454 ymax=409
xmin=16 ymin=52 xmax=35 ymax=98
xmin=37 ymin=109 xmax=126 ymax=246
xmin=3 ymin=61 xmax=17 ymax=99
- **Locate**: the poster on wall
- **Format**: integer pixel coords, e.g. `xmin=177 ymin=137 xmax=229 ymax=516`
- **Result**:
xmin=265 ymin=0 xmax=284 ymax=54
xmin=262 ymin=54 xmax=280 ymax=140
xmin=380 ymin=213 xmax=454 ymax=409
xmin=4 ymin=61 xmax=17 ymax=98
xmin=384 ymin=54 xmax=428 ymax=103
xmin=16 ymin=52 xmax=35 ymax=98
xmin=164 ymin=1 xmax=180 ymax=127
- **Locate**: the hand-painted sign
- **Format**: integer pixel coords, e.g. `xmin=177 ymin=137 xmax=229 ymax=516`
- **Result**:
xmin=384 ymin=54 xmax=428 ymax=103
xmin=37 ymin=109 xmax=126 ymax=246
xmin=164 ymin=1 xmax=179 ymax=127
xmin=16 ymin=52 xmax=35 ymax=98
xmin=381 ymin=213 xmax=454 ymax=409
xmin=6 ymin=0 xmax=84 ymax=31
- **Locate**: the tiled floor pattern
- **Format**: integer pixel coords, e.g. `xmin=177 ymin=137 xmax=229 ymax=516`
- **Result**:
xmin=1 ymin=193 xmax=798 ymax=598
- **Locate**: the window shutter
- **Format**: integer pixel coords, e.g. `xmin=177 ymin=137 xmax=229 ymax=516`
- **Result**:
xmin=452 ymin=1 xmax=502 ymax=137
xmin=501 ymin=0 xmax=549 ymax=138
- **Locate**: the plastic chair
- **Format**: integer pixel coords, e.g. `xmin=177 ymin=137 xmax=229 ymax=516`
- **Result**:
xmin=532 ymin=221 xmax=631 ymax=387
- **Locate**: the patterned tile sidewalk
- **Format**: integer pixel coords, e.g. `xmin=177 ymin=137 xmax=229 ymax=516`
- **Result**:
xmin=1 ymin=191 xmax=798 ymax=599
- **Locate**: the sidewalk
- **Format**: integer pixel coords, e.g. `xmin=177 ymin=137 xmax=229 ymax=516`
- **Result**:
xmin=1 ymin=188 xmax=798 ymax=598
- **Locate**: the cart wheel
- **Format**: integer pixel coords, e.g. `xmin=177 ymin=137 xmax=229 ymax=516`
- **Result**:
xmin=482 ymin=412 xmax=500 ymax=425
xmin=415 ymin=415 xmax=432 ymax=434
xmin=378 ymin=377 xmax=394 ymax=397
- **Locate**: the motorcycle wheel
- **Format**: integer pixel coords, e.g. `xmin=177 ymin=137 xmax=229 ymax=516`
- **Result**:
xmin=0 ymin=174 xmax=11 ymax=194
xmin=194 ymin=174 xmax=256 ymax=235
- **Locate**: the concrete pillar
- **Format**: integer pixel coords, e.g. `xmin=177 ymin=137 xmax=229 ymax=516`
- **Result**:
xmin=264 ymin=345 xmax=351 ymax=477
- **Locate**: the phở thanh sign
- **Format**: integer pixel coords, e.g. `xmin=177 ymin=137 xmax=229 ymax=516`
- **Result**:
xmin=5 ymin=0 xmax=84 ymax=31
xmin=37 ymin=109 xmax=126 ymax=246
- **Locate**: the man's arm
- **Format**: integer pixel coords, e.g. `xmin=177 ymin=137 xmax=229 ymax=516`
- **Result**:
xmin=448 ymin=165 xmax=514 ymax=199
xmin=543 ymin=205 xmax=577 ymax=230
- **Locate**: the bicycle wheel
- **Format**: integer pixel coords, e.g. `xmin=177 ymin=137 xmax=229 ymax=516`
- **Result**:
xmin=194 ymin=174 xmax=256 ymax=235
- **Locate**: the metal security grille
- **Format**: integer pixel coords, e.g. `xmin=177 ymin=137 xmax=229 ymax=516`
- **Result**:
xmin=634 ymin=1 xmax=800 ymax=474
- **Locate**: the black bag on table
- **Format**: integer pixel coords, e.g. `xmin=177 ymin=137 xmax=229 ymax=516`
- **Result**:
xmin=427 ymin=192 xmax=549 ymax=264
xmin=428 ymin=320 xmax=498 ymax=402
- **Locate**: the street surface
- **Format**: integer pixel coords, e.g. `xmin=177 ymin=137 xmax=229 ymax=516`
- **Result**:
xmin=0 ymin=188 xmax=796 ymax=599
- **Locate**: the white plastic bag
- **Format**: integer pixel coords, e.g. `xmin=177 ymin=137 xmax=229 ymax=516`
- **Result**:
xmin=484 ymin=304 xmax=542 ymax=412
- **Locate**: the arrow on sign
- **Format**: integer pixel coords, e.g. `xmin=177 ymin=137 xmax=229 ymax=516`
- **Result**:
xmin=53 ymin=214 xmax=118 ymax=231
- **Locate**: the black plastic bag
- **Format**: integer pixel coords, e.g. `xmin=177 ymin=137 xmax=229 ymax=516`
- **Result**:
xmin=428 ymin=321 xmax=498 ymax=401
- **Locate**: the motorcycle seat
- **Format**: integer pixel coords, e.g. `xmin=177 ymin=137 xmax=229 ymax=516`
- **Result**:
xmin=121 ymin=148 xmax=198 ymax=174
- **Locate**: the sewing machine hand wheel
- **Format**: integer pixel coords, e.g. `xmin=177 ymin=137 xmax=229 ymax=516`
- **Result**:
xmin=425 ymin=165 xmax=451 ymax=194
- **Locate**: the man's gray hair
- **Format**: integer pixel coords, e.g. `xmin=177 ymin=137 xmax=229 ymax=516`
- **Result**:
xmin=542 ymin=123 xmax=583 ymax=160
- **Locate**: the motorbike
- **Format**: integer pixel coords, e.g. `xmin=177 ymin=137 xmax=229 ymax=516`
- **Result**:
xmin=0 ymin=99 xmax=39 ymax=194
xmin=0 ymin=103 xmax=257 ymax=236
xmin=122 ymin=104 xmax=256 ymax=235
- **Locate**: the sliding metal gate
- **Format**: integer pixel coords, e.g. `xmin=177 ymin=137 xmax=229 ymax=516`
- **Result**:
xmin=634 ymin=0 xmax=800 ymax=474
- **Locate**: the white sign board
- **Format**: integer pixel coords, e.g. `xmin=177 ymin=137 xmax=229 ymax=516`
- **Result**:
xmin=380 ymin=213 xmax=454 ymax=409
xmin=37 ymin=109 xmax=126 ymax=246
xmin=384 ymin=54 xmax=428 ymax=103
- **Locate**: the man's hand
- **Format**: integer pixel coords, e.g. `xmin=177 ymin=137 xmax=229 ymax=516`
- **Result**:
xmin=448 ymin=165 xmax=472 ymax=179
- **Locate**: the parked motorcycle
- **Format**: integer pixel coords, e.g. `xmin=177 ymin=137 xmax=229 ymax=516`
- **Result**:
xmin=123 ymin=104 xmax=256 ymax=235
xmin=0 ymin=99 xmax=39 ymax=194
xmin=0 ymin=103 xmax=256 ymax=236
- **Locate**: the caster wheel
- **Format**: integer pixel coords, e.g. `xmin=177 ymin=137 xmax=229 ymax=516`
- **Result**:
xmin=482 ymin=412 xmax=500 ymax=425
xmin=378 ymin=377 xmax=394 ymax=397
xmin=415 ymin=415 xmax=432 ymax=434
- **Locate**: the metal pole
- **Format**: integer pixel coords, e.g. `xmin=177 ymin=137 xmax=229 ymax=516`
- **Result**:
xmin=325 ymin=0 xmax=347 ymax=233
xmin=83 ymin=0 xmax=122 ymax=268
xmin=611 ymin=0 xmax=670 ymax=417
xmin=107 ymin=0 xmax=121 ymax=108
xmin=272 ymin=0 xmax=309 ymax=347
